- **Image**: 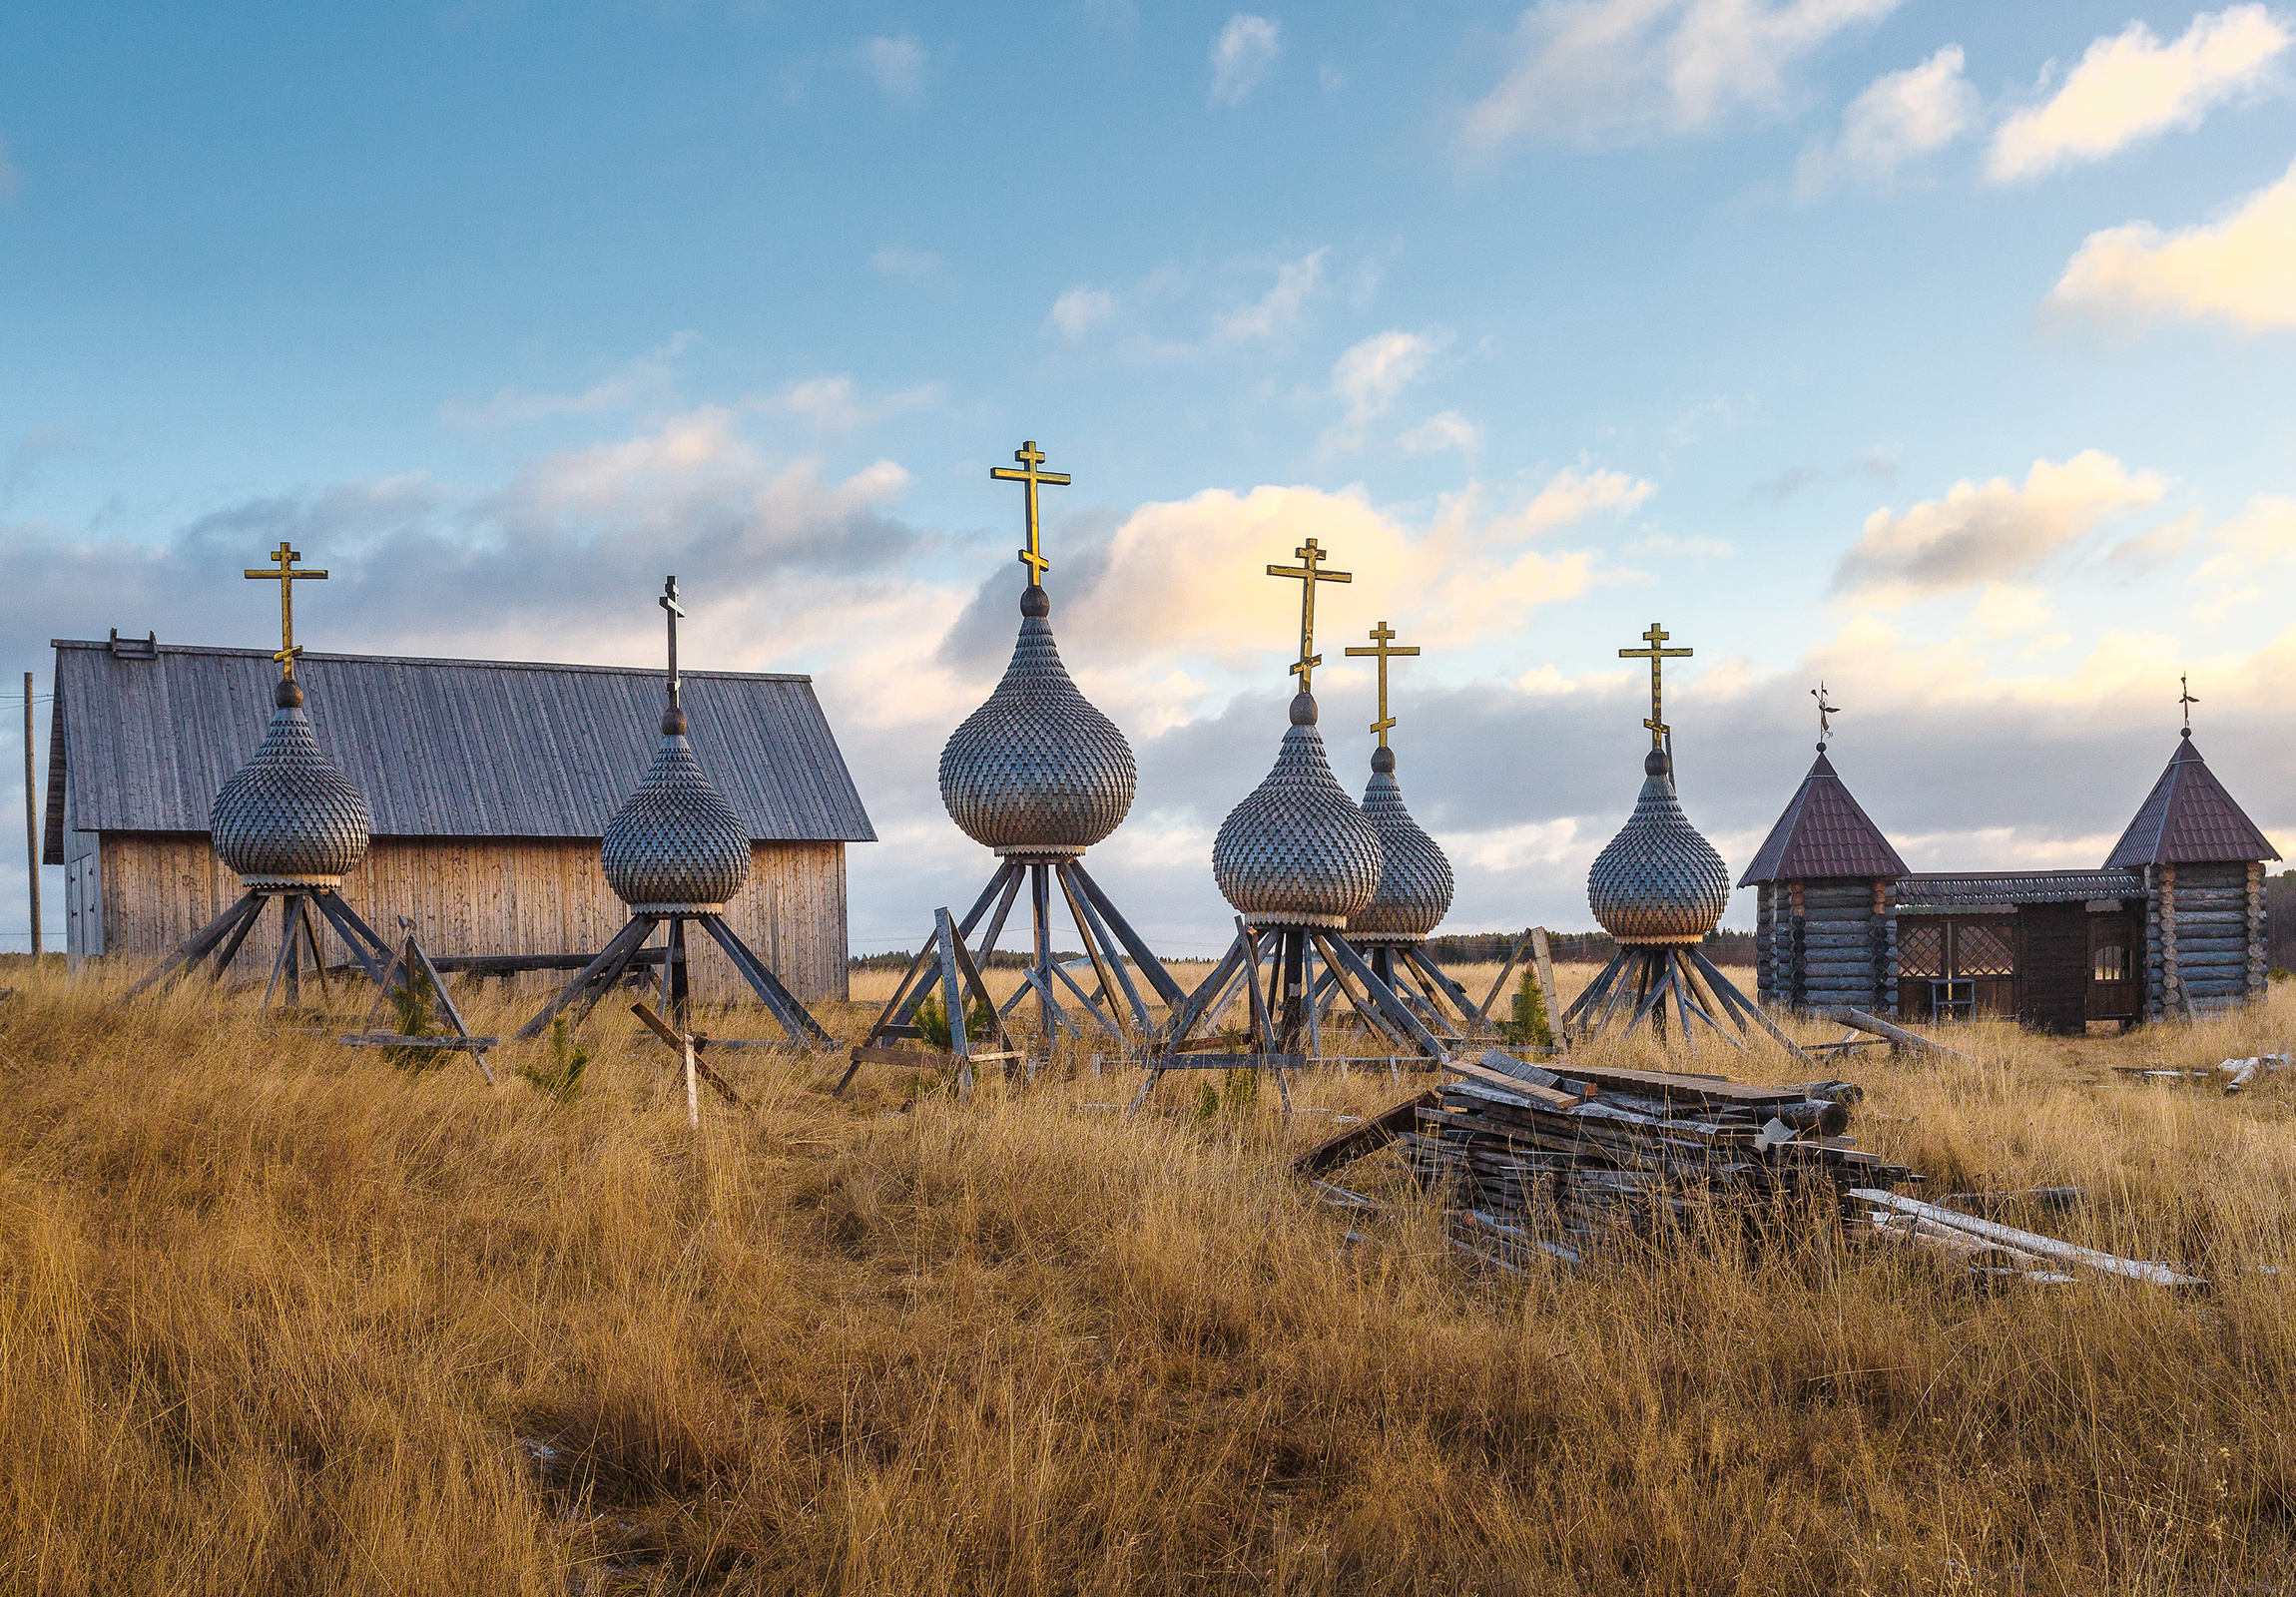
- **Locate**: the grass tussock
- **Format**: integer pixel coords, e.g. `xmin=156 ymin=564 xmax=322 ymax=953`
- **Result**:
xmin=0 ymin=959 xmax=2293 ymax=1594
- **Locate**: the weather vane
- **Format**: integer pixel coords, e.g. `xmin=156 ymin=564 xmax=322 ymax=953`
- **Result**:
xmin=1812 ymin=681 xmax=1841 ymax=752
xmin=243 ymin=541 xmax=327 ymax=679
xmin=990 ymin=440 xmax=1070 ymax=587
xmin=1345 ymin=621 xmax=1420 ymax=748
xmin=2179 ymin=672 xmax=2198 ymax=736
xmin=1619 ymin=621 xmax=1691 ymax=749
xmin=659 ymin=575 xmax=686 ymax=707
xmin=1266 ymin=538 xmax=1352 ymax=692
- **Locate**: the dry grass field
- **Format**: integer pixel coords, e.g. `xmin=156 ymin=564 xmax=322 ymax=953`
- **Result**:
xmin=2 ymin=955 xmax=2293 ymax=1595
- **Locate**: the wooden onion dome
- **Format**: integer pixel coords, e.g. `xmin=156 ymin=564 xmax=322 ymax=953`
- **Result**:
xmin=936 ymin=582 xmax=1137 ymax=859
xmin=599 ymin=700 xmax=753 ymax=914
xmin=209 ymin=676 xmax=373 ymax=888
xmin=1587 ymin=748 xmax=1731 ymax=944
xmin=1213 ymin=691 xmax=1384 ymax=928
xmin=1348 ymin=746 xmax=1452 ymax=942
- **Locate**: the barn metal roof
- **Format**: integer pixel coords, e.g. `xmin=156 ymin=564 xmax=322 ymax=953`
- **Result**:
xmin=44 ymin=640 xmax=875 ymax=861
xmin=2103 ymin=734 xmax=2279 ymax=868
xmin=1895 ymin=869 xmax=2145 ymax=909
xmin=1736 ymin=751 xmax=1909 ymax=886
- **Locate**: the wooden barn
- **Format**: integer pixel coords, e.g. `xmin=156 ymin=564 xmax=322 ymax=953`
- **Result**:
xmin=1743 ymin=733 xmax=2277 ymax=1031
xmin=42 ymin=638 xmax=874 ymax=1003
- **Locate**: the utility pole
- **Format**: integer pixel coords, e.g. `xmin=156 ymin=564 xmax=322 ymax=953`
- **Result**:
xmin=24 ymin=672 xmax=39 ymax=958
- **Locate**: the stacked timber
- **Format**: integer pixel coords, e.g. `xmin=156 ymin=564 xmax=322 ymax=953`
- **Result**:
xmin=1406 ymin=1052 xmax=1916 ymax=1260
xmin=2154 ymin=861 xmax=2264 ymax=1011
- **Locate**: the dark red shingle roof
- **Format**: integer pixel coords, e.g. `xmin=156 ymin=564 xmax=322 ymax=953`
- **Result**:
xmin=2102 ymin=734 xmax=2279 ymax=868
xmin=1737 ymin=751 xmax=1908 ymax=886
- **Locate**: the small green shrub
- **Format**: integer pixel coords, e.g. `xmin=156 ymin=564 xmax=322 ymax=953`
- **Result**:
xmin=516 ymin=1016 xmax=588 ymax=1102
xmin=914 ymin=991 xmax=994 ymax=1051
xmin=383 ymin=973 xmax=452 ymax=1071
xmin=1494 ymin=966 xmax=1553 ymax=1048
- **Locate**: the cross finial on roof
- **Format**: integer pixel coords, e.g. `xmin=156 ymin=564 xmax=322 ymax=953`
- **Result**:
xmin=660 ymin=574 xmax=686 ymax=707
xmin=2179 ymin=672 xmax=2198 ymax=738
xmin=1812 ymin=681 xmax=1841 ymax=752
xmin=989 ymin=440 xmax=1071 ymax=587
xmin=1619 ymin=621 xmax=1691 ymax=750
xmin=242 ymin=541 xmax=327 ymax=679
xmin=1344 ymin=620 xmax=1420 ymax=748
xmin=1267 ymin=538 xmax=1353 ymax=692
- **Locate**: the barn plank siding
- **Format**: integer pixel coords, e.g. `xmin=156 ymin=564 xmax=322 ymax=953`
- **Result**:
xmin=87 ymin=835 xmax=850 ymax=1003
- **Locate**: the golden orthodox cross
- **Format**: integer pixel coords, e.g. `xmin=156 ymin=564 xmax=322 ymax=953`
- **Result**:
xmin=660 ymin=575 xmax=686 ymax=704
xmin=2179 ymin=673 xmax=2198 ymax=732
xmin=1267 ymin=538 xmax=1352 ymax=692
xmin=1345 ymin=621 xmax=1420 ymax=747
xmin=1618 ymin=621 xmax=1691 ymax=749
xmin=243 ymin=541 xmax=327 ymax=678
xmin=1812 ymin=681 xmax=1840 ymax=750
xmin=989 ymin=440 xmax=1070 ymax=585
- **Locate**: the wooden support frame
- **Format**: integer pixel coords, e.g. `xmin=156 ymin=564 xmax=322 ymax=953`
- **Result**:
xmin=126 ymin=885 xmax=396 ymax=1009
xmin=872 ymin=852 xmax=1186 ymax=1067
xmin=1557 ymin=941 xmax=1812 ymax=1067
xmin=839 ymin=904 xmax=1018 ymax=1101
xmin=514 ymin=910 xmax=832 ymax=1047
xmin=340 ymin=918 xmax=498 ymax=1084
xmin=1130 ymin=917 xmax=1448 ymax=1113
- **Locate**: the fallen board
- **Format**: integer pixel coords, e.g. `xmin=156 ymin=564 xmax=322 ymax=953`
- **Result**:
xmin=1292 ymin=1089 xmax=1438 ymax=1178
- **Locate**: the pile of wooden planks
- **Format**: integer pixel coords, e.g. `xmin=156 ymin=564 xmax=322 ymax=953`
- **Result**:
xmin=1402 ymin=1051 xmax=1917 ymax=1262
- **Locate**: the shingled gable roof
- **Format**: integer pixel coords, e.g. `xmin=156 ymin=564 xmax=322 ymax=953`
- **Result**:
xmin=1736 ymin=750 xmax=1909 ymax=887
xmin=2103 ymin=734 xmax=2278 ymax=869
xmin=44 ymin=640 xmax=875 ymax=862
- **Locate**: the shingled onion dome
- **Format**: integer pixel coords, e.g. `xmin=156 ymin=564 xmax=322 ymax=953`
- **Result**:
xmin=1214 ymin=692 xmax=1384 ymax=928
xmin=210 ymin=676 xmax=373 ymax=887
xmin=1348 ymin=748 xmax=1452 ymax=942
xmin=938 ymin=583 xmax=1137 ymax=858
xmin=1587 ymin=748 xmax=1731 ymax=944
xmin=600 ymin=700 xmax=753 ymax=913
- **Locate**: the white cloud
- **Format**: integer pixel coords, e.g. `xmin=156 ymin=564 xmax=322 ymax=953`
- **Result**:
xmin=1211 ymin=14 xmax=1282 ymax=105
xmin=2191 ymin=495 xmax=2296 ymax=603
xmin=1398 ymin=411 xmax=1485 ymax=458
xmin=750 ymin=375 xmax=940 ymax=431
xmin=2047 ymin=156 xmax=2296 ymax=332
xmin=440 ymin=333 xmax=697 ymax=429
xmin=1212 ymin=249 xmax=1326 ymax=342
xmin=1832 ymin=450 xmax=2171 ymax=600
xmin=1332 ymin=328 xmax=1449 ymax=425
xmin=1796 ymin=44 xmax=1976 ymax=197
xmin=1988 ymin=6 xmax=2291 ymax=183
xmin=1048 ymin=286 xmax=1117 ymax=338
xmin=1461 ymin=0 xmax=1901 ymax=151
xmin=860 ymin=34 xmax=929 ymax=102
xmin=1502 ymin=464 xmax=1654 ymax=535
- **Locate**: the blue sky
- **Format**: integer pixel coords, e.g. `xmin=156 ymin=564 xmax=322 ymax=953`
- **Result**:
xmin=5 ymin=1 xmax=2294 ymax=954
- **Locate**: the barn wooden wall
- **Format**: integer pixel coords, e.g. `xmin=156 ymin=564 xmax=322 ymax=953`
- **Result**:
xmin=92 ymin=833 xmax=850 ymax=1004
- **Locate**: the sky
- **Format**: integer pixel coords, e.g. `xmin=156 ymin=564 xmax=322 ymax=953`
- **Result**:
xmin=3 ymin=0 xmax=2294 ymax=956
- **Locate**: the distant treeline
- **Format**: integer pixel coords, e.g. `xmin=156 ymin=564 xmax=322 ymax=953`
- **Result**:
xmin=1424 ymin=927 xmax=1758 ymax=966
xmin=850 ymin=948 xmax=1084 ymax=972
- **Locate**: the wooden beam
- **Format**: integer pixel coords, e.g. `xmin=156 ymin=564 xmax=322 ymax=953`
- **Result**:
xmin=1292 ymin=1089 xmax=1439 ymax=1177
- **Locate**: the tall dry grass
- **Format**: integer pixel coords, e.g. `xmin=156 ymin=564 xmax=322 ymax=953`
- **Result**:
xmin=1 ymin=957 xmax=2292 ymax=1594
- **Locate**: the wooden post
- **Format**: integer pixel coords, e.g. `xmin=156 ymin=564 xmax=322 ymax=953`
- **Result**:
xmin=22 ymin=672 xmax=37 ymax=959
xmin=683 ymin=1035 xmax=700 ymax=1130
xmin=1530 ymin=928 xmax=1560 ymax=1042
xmin=2160 ymin=864 xmax=2181 ymax=1019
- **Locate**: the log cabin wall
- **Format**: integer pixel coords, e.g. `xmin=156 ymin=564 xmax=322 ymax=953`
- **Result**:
xmin=1795 ymin=878 xmax=1889 ymax=1013
xmin=89 ymin=833 xmax=851 ymax=1004
xmin=2158 ymin=859 xmax=2261 ymax=1013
